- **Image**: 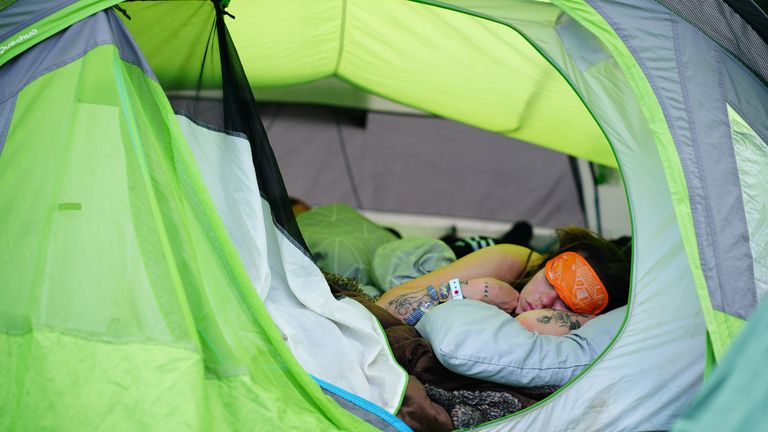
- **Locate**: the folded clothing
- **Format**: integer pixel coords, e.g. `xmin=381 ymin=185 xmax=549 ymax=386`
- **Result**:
xmin=372 ymin=237 xmax=456 ymax=291
xmin=298 ymin=204 xmax=399 ymax=290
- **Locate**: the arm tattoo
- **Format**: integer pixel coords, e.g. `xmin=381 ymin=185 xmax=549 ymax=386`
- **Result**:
xmin=535 ymin=311 xmax=591 ymax=331
xmin=386 ymin=292 xmax=433 ymax=320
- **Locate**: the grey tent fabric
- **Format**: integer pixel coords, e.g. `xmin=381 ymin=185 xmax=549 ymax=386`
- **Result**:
xmin=590 ymin=0 xmax=758 ymax=318
xmin=654 ymin=0 xmax=768 ymax=86
xmin=0 ymin=6 xmax=153 ymax=100
xmin=322 ymin=389 xmax=405 ymax=432
xmin=262 ymin=103 xmax=586 ymax=229
xmin=0 ymin=0 xmax=76 ymax=41
xmin=0 ymin=9 xmax=152 ymax=157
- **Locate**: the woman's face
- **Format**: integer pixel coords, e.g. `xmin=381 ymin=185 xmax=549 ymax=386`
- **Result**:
xmin=515 ymin=268 xmax=571 ymax=315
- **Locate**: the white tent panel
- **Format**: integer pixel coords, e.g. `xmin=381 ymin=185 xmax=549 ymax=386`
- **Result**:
xmin=178 ymin=115 xmax=406 ymax=413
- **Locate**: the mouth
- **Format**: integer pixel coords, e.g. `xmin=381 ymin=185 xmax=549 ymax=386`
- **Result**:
xmin=522 ymin=299 xmax=533 ymax=312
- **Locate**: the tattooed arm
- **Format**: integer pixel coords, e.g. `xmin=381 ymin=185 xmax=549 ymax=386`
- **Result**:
xmin=382 ymin=290 xmax=435 ymax=324
xmin=376 ymin=244 xmax=536 ymax=307
xmin=377 ymin=278 xmax=520 ymax=324
xmin=515 ymin=309 xmax=596 ymax=336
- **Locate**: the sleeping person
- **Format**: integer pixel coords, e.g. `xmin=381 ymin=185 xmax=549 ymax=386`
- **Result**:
xmin=329 ymin=227 xmax=630 ymax=430
xmin=375 ymin=227 xmax=631 ymax=389
xmin=375 ymin=226 xmax=630 ymax=335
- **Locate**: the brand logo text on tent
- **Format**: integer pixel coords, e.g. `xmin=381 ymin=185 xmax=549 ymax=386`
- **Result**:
xmin=0 ymin=29 xmax=38 ymax=55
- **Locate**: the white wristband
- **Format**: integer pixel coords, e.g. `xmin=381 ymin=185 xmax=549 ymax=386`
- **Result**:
xmin=449 ymin=278 xmax=464 ymax=300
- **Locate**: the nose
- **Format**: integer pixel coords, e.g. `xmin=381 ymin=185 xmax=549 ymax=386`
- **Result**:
xmin=540 ymin=289 xmax=560 ymax=308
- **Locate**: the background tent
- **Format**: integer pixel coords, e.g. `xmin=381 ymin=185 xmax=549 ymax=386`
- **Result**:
xmin=263 ymin=103 xmax=590 ymax=229
xmin=259 ymin=102 xmax=632 ymax=239
xmin=2 ymin=1 xmax=767 ymax=431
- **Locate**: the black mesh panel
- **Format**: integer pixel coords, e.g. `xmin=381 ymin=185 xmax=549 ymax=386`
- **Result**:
xmin=654 ymin=0 xmax=768 ymax=86
xmin=162 ymin=2 xmax=307 ymax=252
xmin=212 ymin=5 xmax=308 ymax=251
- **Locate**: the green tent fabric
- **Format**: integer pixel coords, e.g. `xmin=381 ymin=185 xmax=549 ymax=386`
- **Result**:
xmin=672 ymin=293 xmax=768 ymax=431
xmin=228 ymin=1 xmax=615 ymax=167
xmin=0 ymin=5 xmax=396 ymax=432
xmin=2 ymin=0 xmax=768 ymax=431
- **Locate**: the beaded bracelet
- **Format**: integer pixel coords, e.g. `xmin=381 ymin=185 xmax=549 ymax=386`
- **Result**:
xmin=427 ymin=285 xmax=439 ymax=302
xmin=437 ymin=283 xmax=450 ymax=302
xmin=404 ymin=300 xmax=435 ymax=325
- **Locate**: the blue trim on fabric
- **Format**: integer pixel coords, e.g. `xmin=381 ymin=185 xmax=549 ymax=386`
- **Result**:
xmin=311 ymin=376 xmax=413 ymax=432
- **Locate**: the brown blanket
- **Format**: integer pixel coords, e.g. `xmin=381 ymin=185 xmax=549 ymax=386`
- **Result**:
xmin=325 ymin=275 xmax=556 ymax=431
xmin=386 ymin=324 xmax=558 ymax=429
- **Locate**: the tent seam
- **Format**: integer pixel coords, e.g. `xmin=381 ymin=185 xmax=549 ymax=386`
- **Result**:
xmin=272 ymin=201 xmax=315 ymax=261
xmin=727 ymin=99 xmax=768 ymax=146
xmin=333 ymin=0 xmax=348 ymax=75
xmin=0 ymin=95 xmax=15 ymax=155
xmin=0 ymin=39 xmax=112 ymax=104
xmin=0 ymin=0 xmax=77 ymax=45
xmin=670 ymin=14 xmax=725 ymax=319
xmin=358 ymin=0 xmax=619 ymax=167
xmin=174 ymin=110 xmax=248 ymax=141
xmin=651 ymin=0 xmax=768 ymax=89
xmin=0 ymin=324 xmax=199 ymax=354
xmin=711 ymin=40 xmax=751 ymax=322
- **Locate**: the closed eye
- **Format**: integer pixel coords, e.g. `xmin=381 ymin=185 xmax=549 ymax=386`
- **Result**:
xmin=551 ymin=298 xmax=572 ymax=312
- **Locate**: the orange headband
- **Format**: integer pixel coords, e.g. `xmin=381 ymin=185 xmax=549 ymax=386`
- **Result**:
xmin=545 ymin=252 xmax=608 ymax=315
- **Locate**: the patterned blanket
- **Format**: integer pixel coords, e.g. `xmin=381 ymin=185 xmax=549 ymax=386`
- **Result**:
xmin=324 ymin=273 xmax=557 ymax=431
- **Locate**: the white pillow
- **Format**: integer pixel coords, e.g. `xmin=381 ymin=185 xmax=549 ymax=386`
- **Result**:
xmin=415 ymin=300 xmax=625 ymax=387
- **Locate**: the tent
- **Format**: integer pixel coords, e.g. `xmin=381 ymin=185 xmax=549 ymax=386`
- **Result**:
xmin=0 ymin=2 xmax=404 ymax=431
xmin=1 ymin=0 xmax=767 ymax=431
xmin=672 ymin=291 xmax=768 ymax=431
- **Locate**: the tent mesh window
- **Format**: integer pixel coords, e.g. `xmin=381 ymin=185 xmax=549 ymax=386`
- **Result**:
xmin=654 ymin=0 xmax=768 ymax=86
